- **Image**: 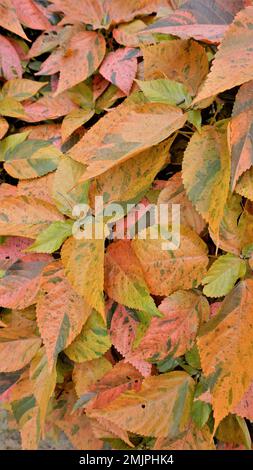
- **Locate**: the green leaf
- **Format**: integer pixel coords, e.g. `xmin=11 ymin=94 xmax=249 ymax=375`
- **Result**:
xmin=216 ymin=414 xmax=251 ymax=450
xmin=202 ymin=254 xmax=246 ymax=297
xmin=185 ymin=344 xmax=201 ymax=369
xmin=187 ymin=110 xmax=202 ymax=132
xmin=0 ymin=131 xmax=30 ymax=162
xmin=26 ymin=220 xmax=73 ymax=254
xmin=191 ymin=400 xmax=212 ymax=429
xmin=4 ymin=139 xmax=62 ymax=179
xmin=136 ymin=78 xmax=192 ymax=109
xmin=64 ymin=310 xmax=111 ymax=363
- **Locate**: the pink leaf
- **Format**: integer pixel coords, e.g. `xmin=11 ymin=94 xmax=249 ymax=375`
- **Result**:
xmin=100 ymin=47 xmax=139 ymax=95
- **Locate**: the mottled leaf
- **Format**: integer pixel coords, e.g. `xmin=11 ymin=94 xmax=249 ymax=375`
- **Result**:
xmin=182 ymin=122 xmax=231 ymax=236
xmin=36 ymin=261 xmax=91 ymax=368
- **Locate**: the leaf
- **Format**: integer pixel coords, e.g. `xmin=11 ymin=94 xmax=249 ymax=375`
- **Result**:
xmin=0 ymin=255 xmax=52 ymax=310
xmin=182 ymin=122 xmax=231 ymax=236
xmin=23 ymin=92 xmax=77 ymax=122
xmin=191 ymin=400 xmax=212 ymax=429
xmin=216 ymin=414 xmax=251 ymax=450
xmin=0 ymin=97 xmax=25 ymax=118
xmin=12 ymin=0 xmax=50 ymax=30
xmin=26 ymin=220 xmax=73 ymax=254
xmin=198 ymin=278 xmax=253 ymax=428
xmin=210 ymin=194 xmax=253 ymax=255
xmin=143 ymin=24 xmax=228 ymax=44
xmin=88 ymin=371 xmax=194 ymax=438
xmin=61 ymin=236 xmax=105 ymax=317
xmin=40 ymin=31 xmax=106 ymax=96
xmin=85 ymin=362 xmax=142 ymax=411
xmin=100 ymin=47 xmax=139 ymax=95
xmin=0 ymin=328 xmax=41 ymax=372
xmin=52 ymin=155 xmax=89 ymax=217
xmin=105 ymin=240 xmax=161 ymax=317
xmin=73 ymin=357 xmax=113 ymax=397
xmin=193 ymin=7 xmax=253 ymax=105
xmin=142 ymin=39 xmax=208 ymax=96
xmin=18 ymin=173 xmax=55 ymax=205
xmin=29 ymin=347 xmax=56 ymax=432
xmin=137 ymin=78 xmax=192 ymax=108
xmin=129 ymin=291 xmax=209 ymax=363
xmin=230 ymin=81 xmax=253 ymax=190
xmin=109 ymin=303 xmax=152 ymax=378
xmin=53 ymin=389 xmax=103 ymax=450
xmin=113 ymin=19 xmax=153 ymax=48
xmin=132 ymin=225 xmax=208 ymax=296
xmin=0 ymin=196 xmax=64 ymax=238
xmin=0 ymin=34 xmax=22 ymax=79
xmin=61 ymin=108 xmax=95 ymax=142
xmin=0 ymin=131 xmax=30 ymax=162
xmin=36 ymin=261 xmax=92 ymax=369
xmin=202 ymin=254 xmax=247 ymax=298
xmin=4 ymin=139 xmax=62 ymax=179
xmin=69 ymin=96 xmax=186 ymax=180
xmin=48 ymin=0 xmax=173 ymax=30
xmin=235 ymin=167 xmax=253 ymax=201
xmin=0 ymin=116 xmax=8 ymax=139
xmin=234 ymin=380 xmax=253 ymax=422
xmin=155 ymin=421 xmax=215 ymax=450
xmin=90 ymin=138 xmax=172 ymax=208
xmin=2 ymin=79 xmax=47 ymax=101
xmin=157 ymin=172 xmax=206 ymax=235
xmin=64 ymin=310 xmax=111 ymax=363
xmin=0 ymin=0 xmax=28 ymax=39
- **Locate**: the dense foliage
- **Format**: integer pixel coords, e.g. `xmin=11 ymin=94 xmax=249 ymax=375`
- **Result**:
xmin=0 ymin=0 xmax=253 ymax=450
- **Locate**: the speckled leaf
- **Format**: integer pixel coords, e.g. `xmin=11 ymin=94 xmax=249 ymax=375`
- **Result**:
xmin=100 ymin=47 xmax=138 ymax=95
xmin=0 ymin=196 xmax=64 ymax=238
xmin=73 ymin=357 xmax=113 ymax=397
xmin=157 ymin=172 xmax=206 ymax=235
xmin=0 ymin=328 xmax=41 ymax=372
xmin=143 ymin=39 xmax=208 ymax=96
xmin=194 ymin=7 xmax=253 ymax=105
xmin=132 ymin=225 xmax=208 ymax=296
xmin=48 ymin=0 xmax=173 ymax=29
xmin=129 ymin=291 xmax=209 ymax=363
xmin=69 ymin=97 xmax=186 ymax=180
xmin=182 ymin=122 xmax=231 ymax=236
xmin=88 ymin=371 xmax=194 ymax=438
xmin=23 ymin=92 xmax=77 ymax=122
xmin=36 ymin=261 xmax=91 ymax=369
xmin=43 ymin=31 xmax=106 ymax=96
xmin=0 ymin=254 xmax=51 ymax=310
xmin=2 ymin=79 xmax=47 ymax=101
xmin=65 ymin=310 xmax=111 ymax=363
xmin=0 ymin=34 xmax=22 ymax=79
xmin=198 ymin=278 xmax=253 ymax=428
xmin=230 ymin=81 xmax=253 ymax=190
xmin=209 ymin=193 xmax=253 ymax=255
xmin=61 ymin=108 xmax=94 ymax=142
xmin=90 ymin=138 xmax=172 ymax=208
xmin=155 ymin=422 xmax=215 ymax=450
xmin=105 ymin=240 xmax=161 ymax=317
xmin=29 ymin=347 xmax=56 ymax=431
xmin=85 ymin=362 xmax=142 ymax=411
xmin=4 ymin=140 xmax=62 ymax=179
xmin=0 ymin=0 xmax=28 ymax=39
xmin=52 ymin=155 xmax=89 ymax=217
xmin=61 ymin=236 xmax=105 ymax=317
